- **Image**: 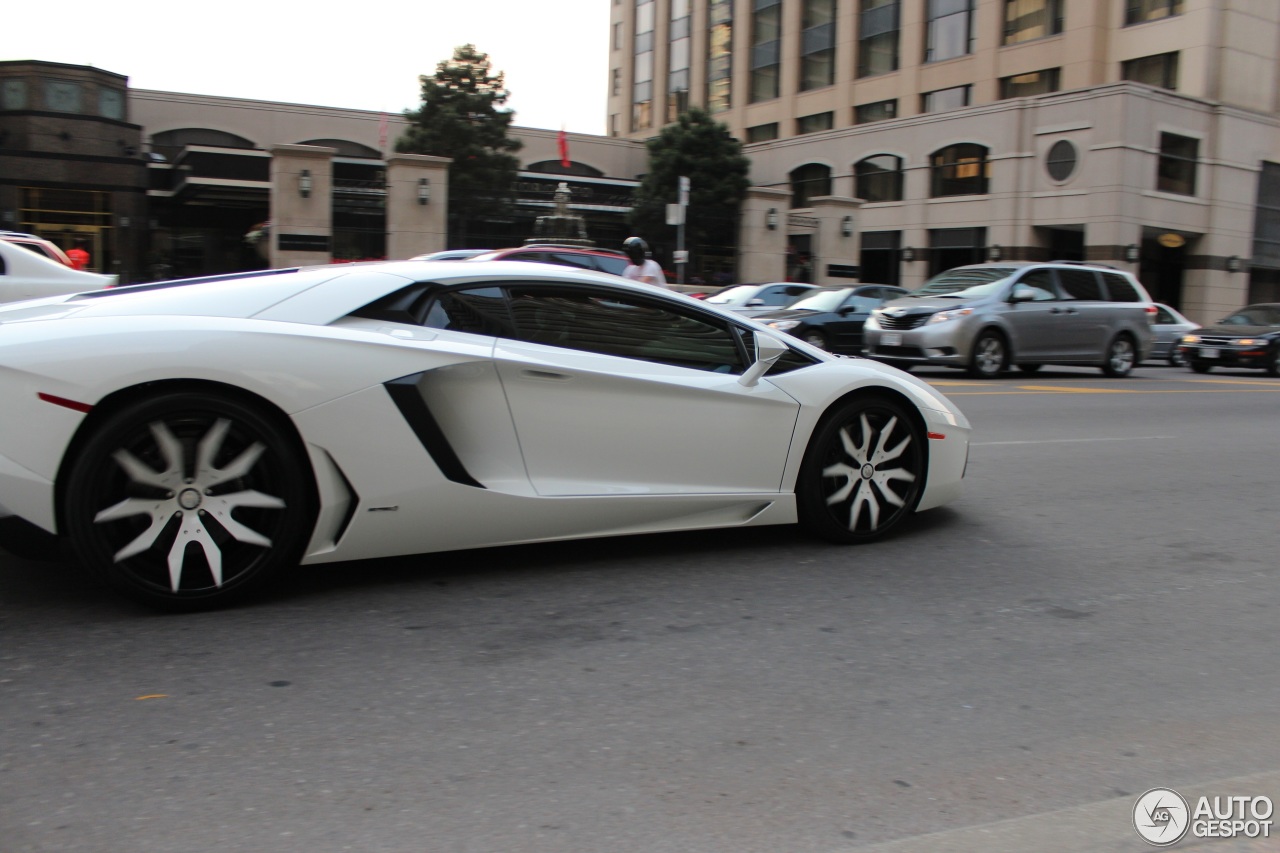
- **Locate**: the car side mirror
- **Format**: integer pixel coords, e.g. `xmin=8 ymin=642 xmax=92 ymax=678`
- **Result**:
xmin=739 ymin=331 xmax=790 ymax=387
xmin=746 ymin=298 xmax=765 ymax=307
xmin=1009 ymin=286 xmax=1036 ymax=303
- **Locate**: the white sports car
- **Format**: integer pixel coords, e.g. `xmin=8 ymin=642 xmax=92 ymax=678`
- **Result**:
xmin=0 ymin=260 xmax=970 ymax=609
xmin=0 ymin=239 xmax=116 ymax=303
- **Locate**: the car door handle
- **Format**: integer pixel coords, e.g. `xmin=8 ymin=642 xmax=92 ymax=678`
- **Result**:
xmin=520 ymin=369 xmax=571 ymax=381
xmin=1050 ymin=307 xmax=1079 ymax=314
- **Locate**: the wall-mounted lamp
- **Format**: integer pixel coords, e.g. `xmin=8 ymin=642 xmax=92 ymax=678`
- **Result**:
xmin=841 ymin=215 xmax=853 ymax=237
xmin=902 ymin=246 xmax=916 ymax=263
xmin=1226 ymin=255 xmax=1242 ymax=273
xmin=1 ymin=209 xmax=14 ymax=224
xmin=988 ymin=244 xmax=1002 ymax=262
xmin=119 ymin=217 xmax=131 ymax=228
xmin=418 ymin=177 xmax=431 ymax=206
xmin=299 ymin=169 xmax=312 ymax=199
xmin=766 ymin=208 xmax=778 ymax=231
xmin=1124 ymin=243 xmax=1139 ymax=263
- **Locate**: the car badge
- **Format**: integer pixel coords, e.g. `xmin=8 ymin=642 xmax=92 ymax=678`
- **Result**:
xmin=884 ymin=307 xmax=907 ymax=317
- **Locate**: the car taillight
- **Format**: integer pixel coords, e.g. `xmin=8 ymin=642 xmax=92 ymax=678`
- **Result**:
xmin=1145 ymin=304 xmax=1158 ymax=322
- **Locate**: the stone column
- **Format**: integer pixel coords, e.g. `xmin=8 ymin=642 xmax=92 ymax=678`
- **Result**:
xmin=385 ymin=153 xmax=452 ymax=260
xmin=269 ymin=144 xmax=336 ymax=268
xmin=738 ymin=186 xmax=791 ymax=283
xmin=808 ymin=196 xmax=864 ymax=285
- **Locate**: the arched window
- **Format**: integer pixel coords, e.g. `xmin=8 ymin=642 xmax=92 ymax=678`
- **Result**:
xmin=855 ymin=155 xmax=904 ymax=202
xmin=298 ymin=139 xmax=381 ymax=159
xmin=789 ymin=163 xmax=831 ymax=208
xmin=929 ymin=144 xmax=989 ymax=197
xmin=150 ymin=128 xmax=257 ymax=161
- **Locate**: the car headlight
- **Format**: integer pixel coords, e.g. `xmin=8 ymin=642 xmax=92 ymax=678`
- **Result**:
xmin=1235 ymin=338 xmax=1260 ymax=346
xmin=1181 ymin=334 xmax=1200 ymax=344
xmin=767 ymin=320 xmax=802 ymax=332
xmin=926 ymin=307 xmax=974 ymax=325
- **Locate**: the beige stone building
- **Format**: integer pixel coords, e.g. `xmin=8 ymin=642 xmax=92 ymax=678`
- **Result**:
xmin=608 ymin=0 xmax=1280 ymax=320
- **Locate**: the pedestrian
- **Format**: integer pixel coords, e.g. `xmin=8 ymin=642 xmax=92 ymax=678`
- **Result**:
xmin=66 ymin=239 xmax=90 ymax=271
xmin=621 ymin=237 xmax=668 ymax=288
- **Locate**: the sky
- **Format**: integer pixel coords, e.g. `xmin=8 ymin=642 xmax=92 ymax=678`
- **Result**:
xmin=6 ymin=0 xmax=612 ymax=135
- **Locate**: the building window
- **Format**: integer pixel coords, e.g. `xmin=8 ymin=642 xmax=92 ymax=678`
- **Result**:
xmin=1122 ymin=52 xmax=1178 ymax=90
xmin=790 ymin=163 xmax=832 ymax=208
xmin=1003 ymin=0 xmax=1062 ymax=45
xmin=1125 ymin=0 xmax=1183 ymax=25
xmin=1251 ymin=162 xmax=1280 ymax=270
xmin=860 ymin=231 xmax=903 ymax=285
xmin=613 ymin=21 xmax=623 ymax=50
xmin=921 ymin=84 xmax=971 ymax=113
xmin=612 ymin=68 xmax=621 ymax=97
xmin=43 ymin=80 xmax=83 ymax=113
xmin=667 ymin=0 xmax=692 ymax=123
xmin=928 ymin=227 xmax=987 ymax=275
xmin=858 ymin=0 xmax=900 ymax=77
xmin=747 ymin=123 xmax=779 ymax=143
xmin=926 ymin=0 xmax=974 ymax=64
xmin=751 ymin=0 xmax=782 ymax=102
xmin=610 ymin=114 xmax=619 ymax=137
xmin=930 ymin=144 xmax=989 ymax=197
xmin=800 ymin=0 xmax=837 ymax=91
xmin=797 ymin=112 xmax=834 ymax=135
xmin=1045 ymin=140 xmax=1078 ymax=182
xmin=632 ymin=0 xmax=656 ymax=131
xmin=854 ymin=99 xmax=898 ymax=124
xmin=1157 ymin=133 xmax=1197 ymax=196
xmin=856 ymin=155 xmax=905 ymax=202
xmin=999 ymin=68 xmax=1060 ymax=98
xmin=707 ymin=0 xmax=734 ymax=112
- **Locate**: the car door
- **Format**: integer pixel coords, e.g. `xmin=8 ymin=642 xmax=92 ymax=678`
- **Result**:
xmin=1053 ymin=267 xmax=1110 ymax=358
xmin=1001 ymin=269 xmax=1068 ymax=361
xmin=826 ymin=289 xmax=885 ymax=354
xmin=493 ymin=284 xmax=802 ymax=496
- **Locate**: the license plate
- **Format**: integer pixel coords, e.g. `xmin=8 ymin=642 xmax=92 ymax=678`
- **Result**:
xmin=1201 ymin=348 xmax=1219 ymax=359
xmin=881 ymin=333 xmax=902 ymax=347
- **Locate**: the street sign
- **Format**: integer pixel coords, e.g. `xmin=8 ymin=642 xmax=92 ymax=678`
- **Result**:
xmin=666 ymin=203 xmax=685 ymax=225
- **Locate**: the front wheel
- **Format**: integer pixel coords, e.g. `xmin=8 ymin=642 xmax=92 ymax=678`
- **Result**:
xmin=797 ymin=396 xmax=926 ymax=543
xmin=968 ymin=331 xmax=1007 ymax=378
xmin=64 ymin=391 xmax=315 ymax=610
xmin=1266 ymin=347 xmax=1280 ymax=377
xmin=1189 ymin=361 xmax=1212 ymax=374
xmin=1168 ymin=345 xmax=1187 ymax=367
xmin=1101 ymin=335 xmax=1136 ymax=377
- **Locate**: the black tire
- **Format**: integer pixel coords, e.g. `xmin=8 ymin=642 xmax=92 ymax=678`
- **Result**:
xmin=1266 ymin=347 xmax=1280 ymax=378
xmin=1168 ymin=344 xmax=1187 ymax=367
xmin=1101 ymin=334 xmax=1137 ymax=377
xmin=1189 ymin=361 xmax=1212 ymax=374
xmin=64 ymin=391 xmax=314 ymax=610
xmin=802 ymin=330 xmax=828 ymax=350
xmin=967 ymin=331 xmax=1007 ymax=378
xmin=1017 ymin=363 xmax=1042 ymax=374
xmin=797 ymin=396 xmax=926 ymax=543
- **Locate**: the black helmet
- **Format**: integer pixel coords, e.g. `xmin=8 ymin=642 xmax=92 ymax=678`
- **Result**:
xmin=623 ymin=236 xmax=649 ymax=265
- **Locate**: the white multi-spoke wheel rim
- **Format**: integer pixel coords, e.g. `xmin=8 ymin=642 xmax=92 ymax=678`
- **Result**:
xmin=80 ymin=406 xmax=295 ymax=599
xmin=974 ymin=336 xmax=1003 ymax=376
xmin=817 ymin=405 xmax=923 ymax=535
xmin=1109 ymin=338 xmax=1134 ymax=374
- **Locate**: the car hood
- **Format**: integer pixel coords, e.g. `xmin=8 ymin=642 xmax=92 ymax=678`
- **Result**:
xmin=879 ymin=296 xmax=975 ymax=315
xmin=1195 ymin=323 xmax=1279 ymax=337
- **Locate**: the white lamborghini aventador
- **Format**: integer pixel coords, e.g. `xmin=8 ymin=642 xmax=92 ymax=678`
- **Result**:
xmin=0 ymin=260 xmax=970 ymax=609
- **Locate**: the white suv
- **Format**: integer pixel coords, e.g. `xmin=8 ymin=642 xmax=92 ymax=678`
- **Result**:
xmin=864 ymin=262 xmax=1156 ymax=378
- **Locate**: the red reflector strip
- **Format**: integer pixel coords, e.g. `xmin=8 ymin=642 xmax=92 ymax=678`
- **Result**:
xmin=927 ymin=431 xmax=946 ymax=440
xmin=37 ymin=392 xmax=92 ymax=413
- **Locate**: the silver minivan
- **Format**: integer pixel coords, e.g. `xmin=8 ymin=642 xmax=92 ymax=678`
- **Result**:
xmin=863 ymin=262 xmax=1156 ymax=378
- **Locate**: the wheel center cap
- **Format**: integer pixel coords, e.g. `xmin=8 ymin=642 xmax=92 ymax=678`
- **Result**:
xmin=861 ymin=463 xmax=875 ymax=480
xmin=178 ymin=488 xmax=203 ymax=510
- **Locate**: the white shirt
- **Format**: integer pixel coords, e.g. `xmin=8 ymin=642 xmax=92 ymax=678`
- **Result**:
xmin=622 ymin=259 xmax=668 ymax=288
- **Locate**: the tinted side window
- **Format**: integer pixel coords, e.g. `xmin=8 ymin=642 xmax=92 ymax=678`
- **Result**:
xmin=547 ymin=251 xmax=598 ymax=272
xmin=1013 ymin=269 xmax=1058 ymax=301
xmin=422 ymin=287 xmax=512 ymax=335
xmin=508 ymin=286 xmax=745 ymax=373
xmin=593 ymin=255 xmax=629 ymax=276
xmin=505 ymin=251 xmax=551 ymax=264
xmin=758 ymin=285 xmax=801 ymax=306
xmin=1100 ymin=272 xmax=1142 ymax=302
xmin=1056 ymin=268 xmax=1103 ymax=300
xmin=1155 ymin=305 xmax=1176 ymax=324
xmin=841 ymin=293 xmax=882 ymax=313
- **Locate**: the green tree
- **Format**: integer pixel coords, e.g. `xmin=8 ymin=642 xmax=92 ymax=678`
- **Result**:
xmin=628 ymin=108 xmax=752 ymax=276
xmin=396 ymin=44 xmax=523 ymax=244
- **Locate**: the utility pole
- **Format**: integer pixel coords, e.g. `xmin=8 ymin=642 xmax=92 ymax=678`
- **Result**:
xmin=668 ymin=175 xmax=690 ymax=285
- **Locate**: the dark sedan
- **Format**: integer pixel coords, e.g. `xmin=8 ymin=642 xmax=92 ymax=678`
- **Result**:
xmin=1178 ymin=302 xmax=1280 ymax=375
xmin=756 ymin=285 xmax=908 ymax=354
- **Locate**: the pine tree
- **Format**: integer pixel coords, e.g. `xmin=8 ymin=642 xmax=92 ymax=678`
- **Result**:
xmin=629 ymin=108 xmax=751 ymax=276
xmin=396 ymin=45 xmax=523 ymax=243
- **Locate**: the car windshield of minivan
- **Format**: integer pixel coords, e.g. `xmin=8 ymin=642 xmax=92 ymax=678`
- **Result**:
xmin=908 ymin=267 xmax=1015 ymax=299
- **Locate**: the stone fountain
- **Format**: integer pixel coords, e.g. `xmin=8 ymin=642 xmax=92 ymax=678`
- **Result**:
xmin=524 ymin=181 xmax=594 ymax=247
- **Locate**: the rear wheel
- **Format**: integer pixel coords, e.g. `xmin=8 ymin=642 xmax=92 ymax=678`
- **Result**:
xmin=797 ymin=396 xmax=925 ymax=543
xmin=968 ymin=331 xmax=1007 ymax=378
xmin=64 ymin=391 xmax=314 ymax=610
xmin=1101 ymin=334 xmax=1136 ymax=377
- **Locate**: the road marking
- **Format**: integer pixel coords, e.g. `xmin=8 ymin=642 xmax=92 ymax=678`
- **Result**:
xmin=973 ymin=436 xmax=1175 ymax=446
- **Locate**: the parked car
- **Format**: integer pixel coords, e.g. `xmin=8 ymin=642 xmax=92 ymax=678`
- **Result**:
xmin=757 ymin=285 xmax=909 ymax=354
xmin=1148 ymin=303 xmax=1200 ymax=366
xmin=1177 ymin=302 xmax=1280 ymax=376
xmin=703 ymin=282 xmax=819 ymax=317
xmin=0 ymin=239 xmax=116 ymax=303
xmin=864 ymin=262 xmax=1156 ymax=377
xmin=0 ymin=230 xmax=73 ymax=267
xmin=410 ymin=249 xmax=491 ymax=261
xmin=467 ymin=244 xmax=631 ymax=276
xmin=0 ymin=259 xmax=970 ymax=610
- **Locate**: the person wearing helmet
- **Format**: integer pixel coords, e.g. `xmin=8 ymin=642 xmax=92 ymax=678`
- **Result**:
xmin=621 ymin=237 xmax=668 ymax=288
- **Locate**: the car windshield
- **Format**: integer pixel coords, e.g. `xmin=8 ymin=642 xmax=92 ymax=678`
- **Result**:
xmin=908 ymin=267 xmax=1015 ymax=299
xmin=705 ymin=285 xmax=760 ymax=305
xmin=466 ymin=251 xmax=504 ymax=262
xmin=786 ymin=288 xmax=853 ymax=312
xmin=1221 ymin=306 xmax=1280 ymax=326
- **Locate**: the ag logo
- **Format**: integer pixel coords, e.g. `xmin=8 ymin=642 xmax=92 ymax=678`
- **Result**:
xmin=1134 ymin=788 xmax=1191 ymax=846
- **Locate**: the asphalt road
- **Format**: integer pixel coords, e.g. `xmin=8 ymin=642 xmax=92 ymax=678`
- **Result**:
xmin=2 ymin=364 xmax=1278 ymax=853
